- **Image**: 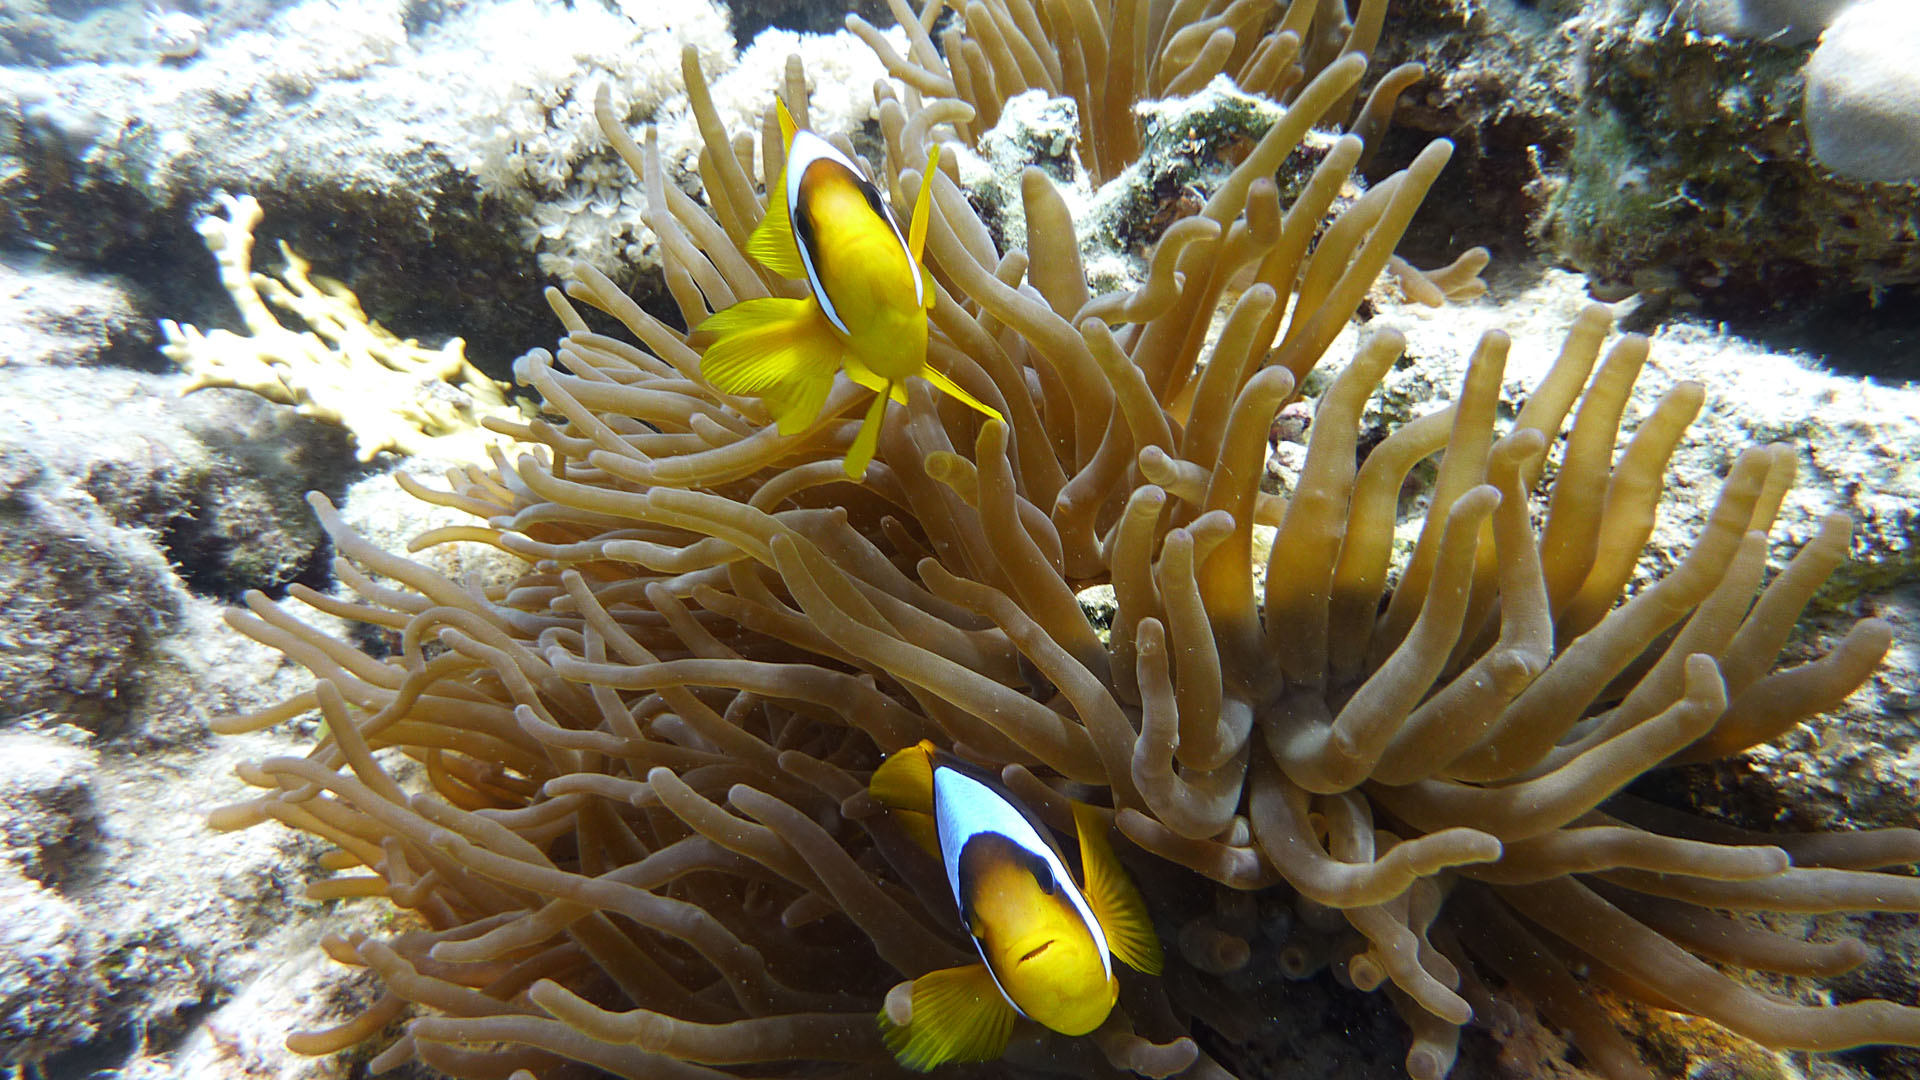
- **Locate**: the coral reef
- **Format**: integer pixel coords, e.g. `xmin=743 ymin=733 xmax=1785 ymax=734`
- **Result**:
xmin=207 ymin=15 xmax=1920 ymax=1079
xmin=0 ymin=251 xmax=397 ymax=1076
xmin=0 ymin=0 xmax=738 ymax=353
xmin=159 ymin=194 xmax=526 ymax=464
xmin=1526 ymin=0 xmax=1920 ymax=312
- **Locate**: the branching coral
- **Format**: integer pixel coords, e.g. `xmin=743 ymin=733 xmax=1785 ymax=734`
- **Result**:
xmin=209 ymin=15 xmax=1919 ymax=1080
xmin=160 ymin=194 xmax=527 ymax=463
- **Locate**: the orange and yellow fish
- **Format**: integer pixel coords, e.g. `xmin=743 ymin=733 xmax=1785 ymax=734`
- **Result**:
xmin=697 ymin=101 xmax=1003 ymax=478
xmin=868 ymin=741 xmax=1163 ymax=1070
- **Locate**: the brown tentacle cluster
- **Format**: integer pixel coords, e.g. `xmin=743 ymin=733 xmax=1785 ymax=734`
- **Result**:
xmin=852 ymin=0 xmax=1399 ymax=183
xmin=211 ymin=19 xmax=1917 ymax=1080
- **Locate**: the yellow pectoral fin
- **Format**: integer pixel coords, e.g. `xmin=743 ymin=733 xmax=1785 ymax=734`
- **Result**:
xmin=746 ymin=169 xmax=808 ymax=280
xmin=878 ymin=964 xmax=1018 ymax=1072
xmin=1071 ymin=802 xmax=1164 ymax=976
xmin=697 ymin=297 xmax=841 ymax=434
xmin=759 ymin=369 xmax=836 ymax=437
xmin=844 ymin=383 xmax=893 ymax=479
xmin=918 ymin=364 xmax=1004 ymax=423
xmin=869 ymin=740 xmax=937 ymax=814
xmin=920 ymin=263 xmax=937 ymax=310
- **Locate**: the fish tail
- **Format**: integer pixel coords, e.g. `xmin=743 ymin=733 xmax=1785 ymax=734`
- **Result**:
xmin=697 ymin=296 xmax=842 ymax=434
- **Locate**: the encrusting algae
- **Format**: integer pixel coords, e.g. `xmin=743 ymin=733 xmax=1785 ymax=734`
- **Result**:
xmin=207 ymin=1 xmax=1920 ymax=1078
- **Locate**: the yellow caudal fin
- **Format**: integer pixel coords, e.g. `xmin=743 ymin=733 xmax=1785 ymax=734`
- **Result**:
xmin=919 ymin=364 xmax=1004 ymax=423
xmin=908 ymin=144 xmax=940 ymax=263
xmin=878 ymin=964 xmax=1018 ymax=1071
xmin=747 ymin=164 xmax=807 ymax=280
xmin=844 ymin=381 xmax=893 ymax=478
xmin=870 ymin=740 xmax=939 ymax=855
xmin=697 ymin=297 xmax=840 ymax=434
xmin=1071 ymin=802 xmax=1164 ymax=976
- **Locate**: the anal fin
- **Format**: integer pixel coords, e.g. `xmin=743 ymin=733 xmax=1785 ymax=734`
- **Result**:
xmin=918 ymin=364 xmax=1004 ymax=423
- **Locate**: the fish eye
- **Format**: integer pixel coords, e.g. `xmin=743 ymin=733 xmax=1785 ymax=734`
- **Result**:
xmin=860 ymin=183 xmax=890 ymax=224
xmin=1029 ymin=856 xmax=1056 ymax=895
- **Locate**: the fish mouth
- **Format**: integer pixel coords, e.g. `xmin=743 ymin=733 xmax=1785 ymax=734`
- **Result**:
xmin=1018 ymin=940 xmax=1053 ymax=965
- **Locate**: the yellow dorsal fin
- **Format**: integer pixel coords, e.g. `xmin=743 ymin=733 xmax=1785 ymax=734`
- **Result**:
xmin=746 ymin=160 xmax=807 ymax=280
xmin=890 ymin=808 xmax=941 ymax=857
xmin=696 ymin=296 xmax=840 ymax=434
xmin=844 ymin=382 xmax=893 ymax=478
xmin=1071 ymin=802 xmax=1164 ymax=976
xmin=878 ymin=964 xmax=1018 ymax=1071
xmin=908 ymin=144 xmax=939 ymax=264
xmin=917 ymin=365 xmax=1004 ymax=423
xmin=869 ymin=740 xmax=937 ymax=814
xmin=870 ymin=740 xmax=941 ymax=856
xmin=776 ymin=96 xmax=798 ymax=152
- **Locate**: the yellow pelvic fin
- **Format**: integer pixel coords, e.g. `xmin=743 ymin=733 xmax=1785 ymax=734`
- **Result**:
xmin=844 ymin=381 xmax=894 ymax=478
xmin=918 ymin=364 xmax=1004 ymax=423
xmin=878 ymin=963 xmax=1018 ymax=1072
xmin=697 ymin=296 xmax=840 ymax=434
xmin=746 ymin=164 xmax=807 ymax=280
xmin=1071 ymin=802 xmax=1164 ymax=976
xmin=908 ymin=144 xmax=939 ymax=264
xmin=845 ymin=357 xmax=909 ymax=404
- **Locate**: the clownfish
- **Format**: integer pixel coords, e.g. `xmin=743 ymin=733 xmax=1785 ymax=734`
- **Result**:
xmin=697 ymin=101 xmax=1003 ymax=479
xmin=868 ymin=740 xmax=1163 ymax=1070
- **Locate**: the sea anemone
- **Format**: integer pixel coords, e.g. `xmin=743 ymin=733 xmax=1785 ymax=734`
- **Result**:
xmin=210 ymin=18 xmax=1920 ymax=1080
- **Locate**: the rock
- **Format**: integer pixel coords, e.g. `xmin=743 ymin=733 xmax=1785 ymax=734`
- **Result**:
xmin=1379 ymin=0 xmax=1920 ymax=325
xmin=0 ymin=733 xmax=99 ymax=888
xmin=1803 ymin=0 xmax=1920 ymax=182
xmin=0 ymin=865 xmax=101 ymax=1064
xmin=0 ymin=255 xmax=155 ymax=370
xmin=1672 ymin=0 xmax=1855 ymax=44
xmin=0 ymin=259 xmax=393 ymax=1077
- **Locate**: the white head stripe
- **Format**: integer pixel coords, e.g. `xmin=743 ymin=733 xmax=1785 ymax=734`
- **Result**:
xmin=783 ymin=130 xmax=924 ymax=325
xmin=931 ymin=765 xmax=1111 ymax=993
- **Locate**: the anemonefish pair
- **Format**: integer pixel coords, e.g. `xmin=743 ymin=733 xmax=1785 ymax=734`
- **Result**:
xmin=868 ymin=740 xmax=1163 ymax=1070
xmin=696 ymin=101 xmax=1003 ymax=479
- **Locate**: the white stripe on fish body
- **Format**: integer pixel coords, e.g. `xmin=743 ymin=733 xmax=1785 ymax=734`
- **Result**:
xmin=783 ymin=129 xmax=924 ymax=337
xmin=931 ymin=764 xmax=1112 ymax=1015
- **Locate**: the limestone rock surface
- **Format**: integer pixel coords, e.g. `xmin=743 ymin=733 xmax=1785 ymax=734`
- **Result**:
xmin=1803 ymin=0 xmax=1920 ymax=182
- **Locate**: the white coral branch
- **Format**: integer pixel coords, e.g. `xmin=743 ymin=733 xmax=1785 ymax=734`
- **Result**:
xmin=159 ymin=194 xmax=526 ymax=463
